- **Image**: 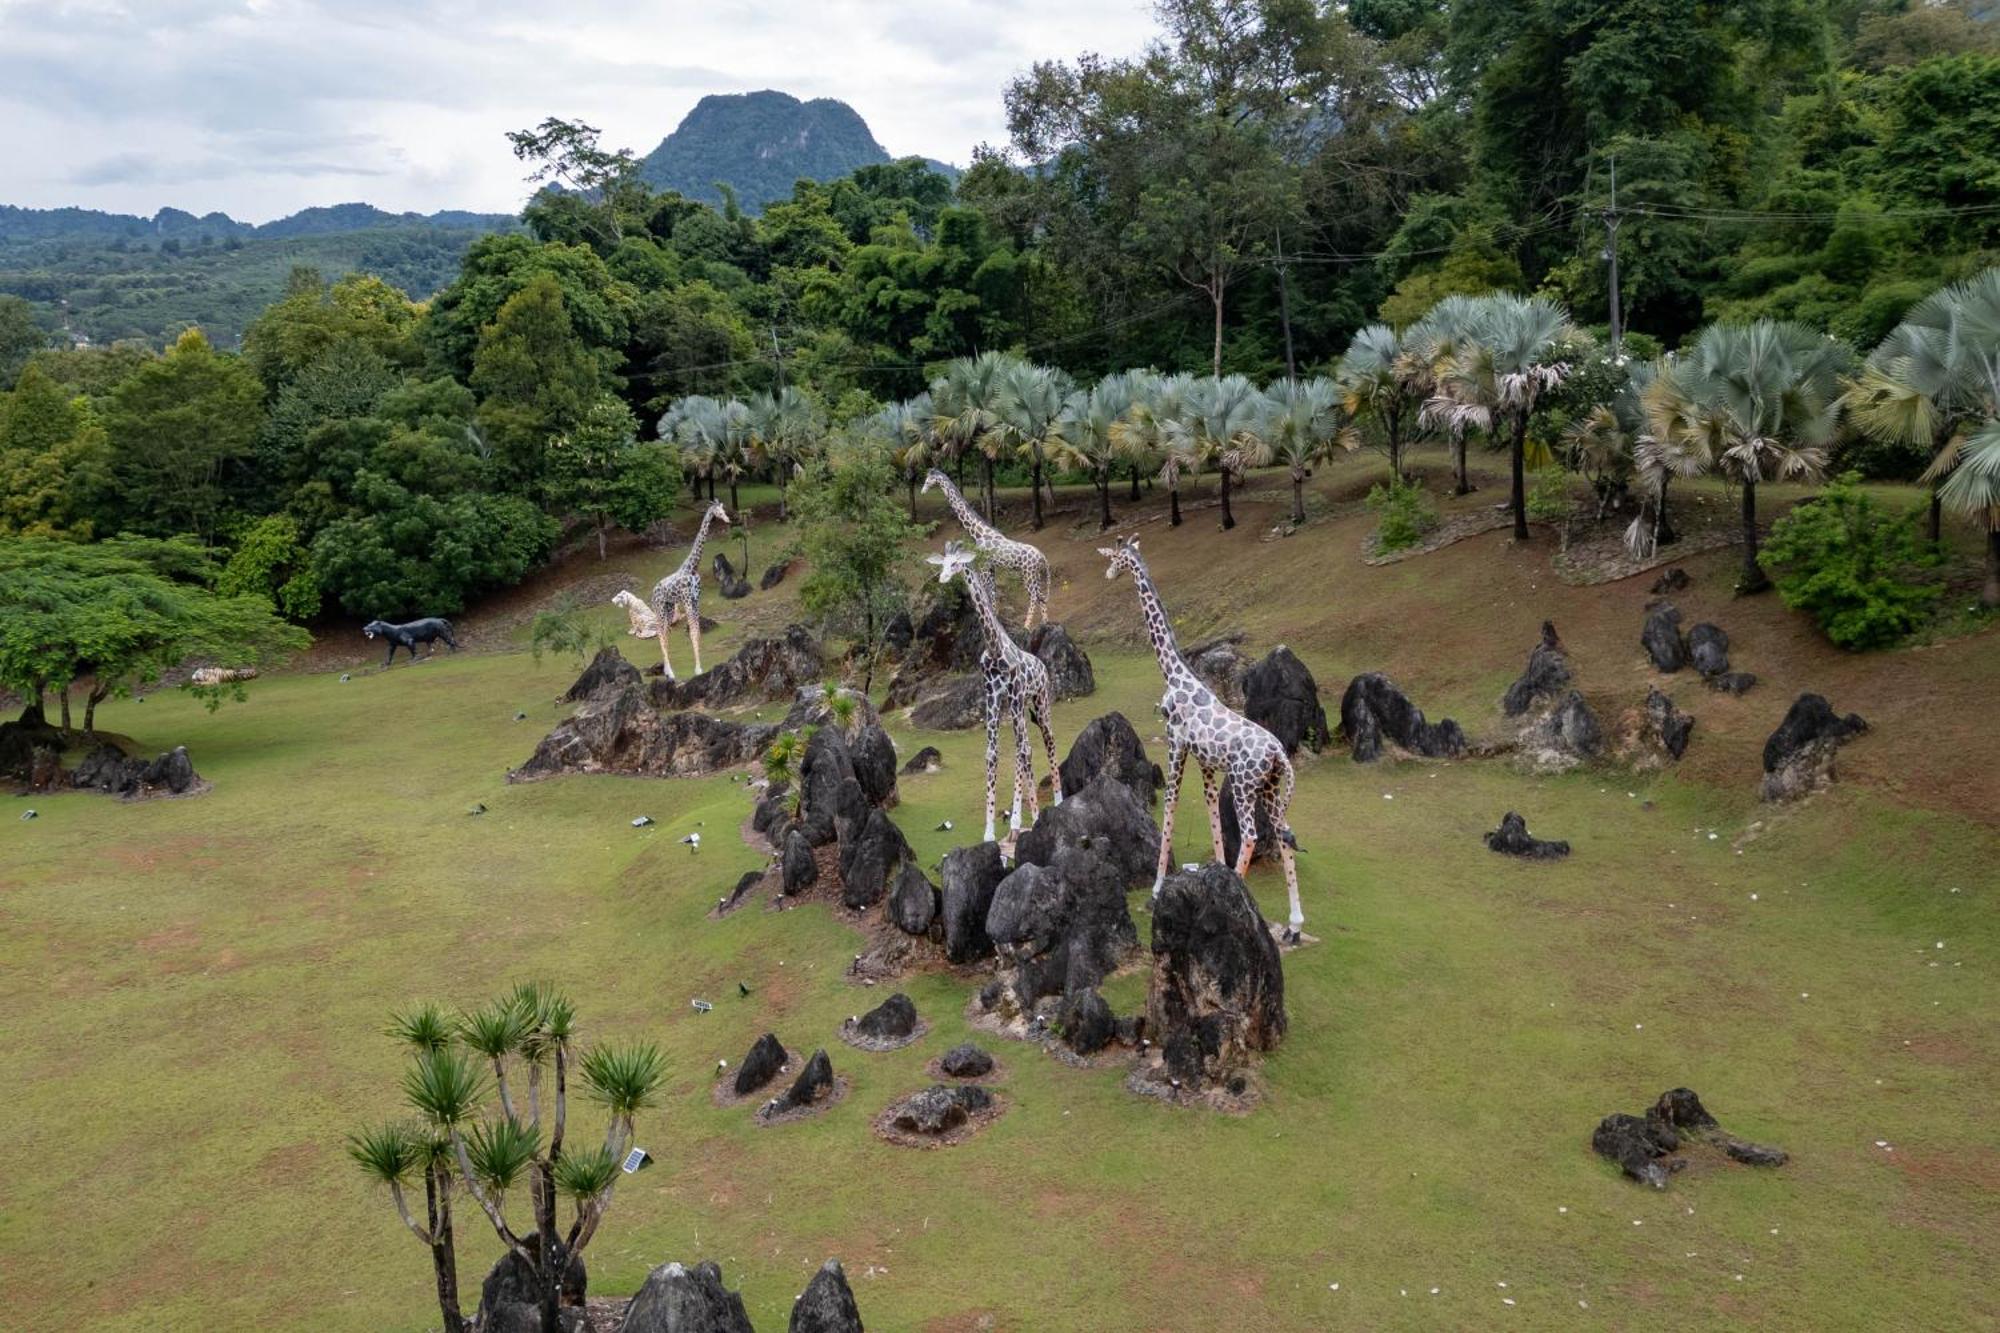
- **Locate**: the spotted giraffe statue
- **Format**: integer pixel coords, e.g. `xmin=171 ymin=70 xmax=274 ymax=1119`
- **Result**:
xmin=1099 ymin=535 xmax=1305 ymax=939
xmin=927 ymin=541 xmax=1063 ymax=850
xmin=620 ymin=500 xmax=729 ymax=680
xmin=921 ymin=468 xmax=1052 ymax=632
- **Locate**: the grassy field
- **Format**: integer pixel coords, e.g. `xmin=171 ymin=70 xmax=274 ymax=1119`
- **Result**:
xmin=2 ymin=463 xmax=1995 ymax=1330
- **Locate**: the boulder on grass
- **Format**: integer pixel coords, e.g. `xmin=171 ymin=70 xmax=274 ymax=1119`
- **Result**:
xmin=1617 ymin=687 xmax=1695 ymax=768
xmin=621 ymin=1260 xmax=753 ymax=1333
xmin=1650 ymin=566 xmax=1690 ymax=595
xmin=1243 ymin=646 xmax=1329 ymax=754
xmin=908 ymin=675 xmax=986 ymax=731
xmin=986 ymin=852 xmax=1138 ymax=1008
xmin=838 ymin=809 xmax=913 ymax=909
xmin=789 ymin=1259 xmax=863 ymax=1333
xmin=939 ymin=1043 xmax=994 ymax=1078
xmin=1501 ymin=621 xmax=1572 ymax=717
xmin=1057 ymin=711 xmax=1161 ymax=812
xmin=1059 ymin=987 xmax=1117 ymax=1055
xmin=1484 ymin=811 xmax=1570 ymax=859
xmin=899 ymin=745 xmax=942 ymax=776
xmin=1338 ymin=672 xmax=1467 ymax=762
xmin=854 ymin=993 xmax=919 ymax=1042
xmin=795 ymin=728 xmax=867 ymax=848
xmin=1147 ymin=864 xmax=1287 ymax=1086
xmin=562 ymin=646 xmax=641 ymax=703
xmin=476 ymin=1238 xmax=587 ymax=1333
xmin=710 ymin=551 xmax=752 ymax=599
xmin=773 ymin=1049 xmax=835 ymax=1113
xmin=1645 ymin=687 xmax=1694 ymax=760
xmin=848 ymin=722 xmax=899 ymax=808
xmin=939 ymin=842 xmax=1006 ymax=963
xmin=1592 ymin=1112 xmax=1681 ymax=1189
xmin=891 ymin=1083 xmax=992 ymax=1136
xmin=1014 ymin=773 xmax=1160 ymax=890
xmin=1641 ymin=603 xmax=1688 ymax=673
xmin=734 ymin=1033 xmax=788 ymax=1097
xmin=781 ymin=828 xmax=818 ymax=894
xmin=760 ymin=560 xmax=792 ymax=592
xmin=509 ymin=681 xmax=774 ymax=782
xmin=1183 ymin=633 xmax=1251 ymax=708
xmin=1030 ymin=623 xmax=1095 ymax=699
xmin=887 ymin=860 xmax=939 ymax=935
xmin=1687 ymin=622 xmax=1730 ymax=678
xmin=1761 ymin=693 xmax=1867 ymax=802
xmin=73 ymin=744 xmax=206 ymax=798
xmin=652 ymin=625 xmax=822 ymax=711
xmin=1515 ymin=689 xmax=1604 ymax=773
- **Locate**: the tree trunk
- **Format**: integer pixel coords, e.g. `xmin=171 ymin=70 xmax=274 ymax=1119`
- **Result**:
xmin=1291 ymin=470 xmax=1306 ymax=526
xmin=59 ymin=686 xmax=71 ymax=734
xmin=1984 ymin=527 xmax=2000 ymax=609
xmin=1031 ymin=456 xmax=1045 ymax=530
xmin=596 ymin=520 xmax=608 ymax=561
xmin=84 ymin=685 xmax=108 ymax=737
xmin=706 ymin=474 xmax=716 ymax=501
xmin=862 ymin=602 xmax=877 ymax=695
xmin=1128 ymin=464 xmax=1141 ymax=501
xmin=1739 ymin=480 xmax=1768 ymax=592
xmin=777 ymin=475 xmax=788 ymax=521
xmin=1510 ymin=414 xmax=1529 ymax=541
xmin=1654 ymin=475 xmax=1679 ymax=549
xmin=907 ymin=476 xmax=918 ymax=519
xmin=1453 ymin=437 xmax=1473 ymax=495
xmin=1098 ymin=474 xmax=1112 ymax=530
xmin=1169 ymin=485 xmax=1183 ymax=527
xmin=1219 ymin=468 xmax=1236 ymax=530
xmin=1930 ymin=485 xmax=1943 ymax=547
xmin=428 ymin=1164 xmax=466 ymax=1333
xmin=729 ymin=479 xmax=740 ymax=516
xmin=1210 ymin=277 xmax=1225 ymax=379
xmin=981 ymin=456 xmax=996 ymax=524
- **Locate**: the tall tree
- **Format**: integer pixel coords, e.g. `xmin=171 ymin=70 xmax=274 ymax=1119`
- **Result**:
xmin=104 ymin=329 xmax=263 ymax=542
xmin=1262 ymin=375 xmax=1354 ymax=524
xmin=470 ymin=275 xmax=612 ymax=489
xmin=996 ymin=360 xmax=1074 ymax=530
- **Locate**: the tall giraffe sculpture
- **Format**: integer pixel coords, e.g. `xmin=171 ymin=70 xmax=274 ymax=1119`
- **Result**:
xmin=616 ymin=500 xmax=729 ymax=680
xmin=1098 ymin=536 xmax=1306 ymax=939
xmin=927 ymin=541 xmax=1063 ymax=849
xmin=921 ymin=468 xmax=1052 ymax=632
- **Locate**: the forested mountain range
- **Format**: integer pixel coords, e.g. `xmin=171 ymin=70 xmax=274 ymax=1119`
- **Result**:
xmin=636 ymin=90 xmax=957 ymax=210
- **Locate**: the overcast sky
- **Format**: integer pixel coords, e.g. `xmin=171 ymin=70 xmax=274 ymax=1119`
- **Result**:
xmin=0 ymin=0 xmax=1156 ymax=223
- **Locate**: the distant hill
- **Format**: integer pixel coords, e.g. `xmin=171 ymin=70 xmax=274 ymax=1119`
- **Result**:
xmin=638 ymin=90 xmax=957 ymax=211
xmin=0 ymin=203 xmax=518 ymax=347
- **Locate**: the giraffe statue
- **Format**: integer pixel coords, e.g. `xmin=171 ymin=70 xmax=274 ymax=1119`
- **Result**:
xmin=921 ymin=468 xmax=1052 ymax=632
xmin=621 ymin=500 xmax=729 ymax=680
xmin=1098 ymin=536 xmax=1306 ymax=939
xmin=926 ymin=541 xmax=1063 ymax=850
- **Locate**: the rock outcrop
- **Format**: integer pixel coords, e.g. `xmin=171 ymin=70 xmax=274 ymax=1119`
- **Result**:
xmin=908 ymin=675 xmax=986 ymax=731
xmin=1145 ymin=864 xmax=1286 ymax=1087
xmin=1650 ymin=566 xmax=1690 ymax=595
xmin=1056 ymin=712 xmax=1161 ymax=812
xmin=886 ymin=861 xmax=939 ymax=935
xmin=985 ymin=853 xmax=1139 ymax=1018
xmin=562 ymin=646 xmax=641 ymax=703
xmin=1761 ymin=693 xmax=1868 ymax=802
xmin=1242 ymin=646 xmax=1329 ymax=754
xmin=837 ymin=809 xmax=914 ymax=909
xmin=476 ymin=1240 xmax=587 ymax=1333
xmin=1617 ymin=687 xmax=1695 ymax=768
xmin=1182 ymin=633 xmax=1251 ymax=708
xmin=710 ymin=551 xmax=752 ymax=599
xmin=788 ymin=1259 xmax=863 ymax=1333
xmin=733 ymin=1033 xmax=788 ymax=1097
xmin=1501 ymin=621 xmax=1572 ymax=717
xmin=851 ymin=993 xmax=918 ymax=1043
xmin=509 ymin=681 xmax=775 ymax=782
xmin=889 ymin=1083 xmax=993 ymax=1136
xmin=1515 ymin=689 xmax=1605 ymax=773
xmin=621 ymin=1260 xmax=753 ymax=1333
xmin=1032 ymin=623 xmax=1096 ymax=700
xmin=938 ymin=1043 xmax=994 ymax=1078
xmin=899 ymin=745 xmax=942 ymax=775
xmin=1592 ymin=1087 xmax=1788 ymax=1188
xmin=652 ymin=625 xmax=822 ymax=711
xmin=1014 ymin=773 xmax=1160 ymax=890
xmin=768 ymin=1049 xmax=835 ymax=1115
xmin=794 ymin=727 xmax=870 ymax=847
xmin=1641 ymin=603 xmax=1688 ymax=673
xmin=780 ymin=829 xmax=818 ymax=894
xmin=70 ymin=744 xmax=205 ymax=798
xmin=939 ymin=842 xmax=1007 ymax=963
xmin=760 ymin=559 xmax=793 ymax=591
xmin=1338 ymin=672 xmax=1467 ymax=762
xmin=1484 ymin=811 xmax=1570 ymax=859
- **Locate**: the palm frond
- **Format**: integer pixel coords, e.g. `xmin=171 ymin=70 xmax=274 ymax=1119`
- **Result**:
xmin=578 ymin=1042 xmax=668 ymax=1116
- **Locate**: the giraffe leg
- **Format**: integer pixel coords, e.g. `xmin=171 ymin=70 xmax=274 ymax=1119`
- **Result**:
xmin=1035 ymin=691 xmax=1062 ymax=806
xmin=1200 ymin=766 xmax=1227 ymax=868
xmin=1155 ymin=740 xmax=1188 ymax=897
xmin=656 ymin=627 xmax=676 ymax=681
xmin=982 ymin=677 xmax=1003 ymax=846
xmin=686 ymin=589 xmax=703 ymax=675
xmin=1272 ymin=764 xmax=1303 ymax=937
xmin=1232 ymin=778 xmax=1260 ymax=878
xmin=1010 ymin=700 xmax=1036 ymax=831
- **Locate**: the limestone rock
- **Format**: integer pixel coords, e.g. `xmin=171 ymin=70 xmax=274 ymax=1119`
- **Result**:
xmin=1687 ymin=622 xmax=1730 ymax=678
xmin=774 ymin=1049 xmax=835 ymax=1113
xmin=1338 ymin=672 xmax=1467 ymax=762
xmin=1059 ymin=987 xmax=1117 ymax=1055
xmin=1501 ymin=621 xmax=1572 ymax=717
xmin=891 ymin=1084 xmax=992 ymax=1136
xmin=847 ymin=722 xmax=899 ymax=809
xmin=1031 ymin=622 xmax=1095 ymax=700
xmin=1650 ymin=566 xmax=1690 ymax=595
xmin=1484 ymin=811 xmax=1570 ymax=859
xmin=838 ymin=809 xmax=912 ymax=909
xmin=1618 ymin=687 xmax=1695 ymax=768
xmin=476 ymin=1239 xmax=586 ymax=1333
xmin=788 ymin=1259 xmax=864 ymax=1333
xmin=781 ymin=828 xmax=818 ymax=894
xmin=1182 ymin=632 xmax=1251 ymax=708
xmin=734 ymin=1033 xmax=788 ymax=1097
xmin=1056 ymin=712 xmax=1161 ymax=811
xmin=882 ymin=609 xmax=914 ymax=655
xmin=899 ymin=745 xmax=942 ymax=776
xmin=1641 ymin=603 xmax=1688 ymax=673
xmin=938 ymin=1043 xmax=994 ymax=1078
xmin=1761 ymin=693 xmax=1867 ymax=802
xmin=509 ymin=682 xmax=773 ymax=781
xmin=908 ymin=675 xmax=986 ymax=731
xmin=1516 ymin=689 xmax=1604 ymax=773
xmin=562 ymin=646 xmax=640 ymax=703
xmin=887 ymin=861 xmax=939 ymax=936
xmin=985 ymin=851 xmax=1138 ymax=1010
xmin=652 ymin=625 xmax=821 ymax=711
xmin=796 ymin=728 xmax=867 ymax=847
xmin=939 ymin=841 xmax=1006 ymax=963
xmin=710 ymin=551 xmax=752 ymax=599
xmin=1243 ymin=645 xmax=1329 ymax=754
xmin=1147 ymin=864 xmax=1286 ymax=1086
xmin=759 ymin=559 xmax=792 ymax=591
xmin=854 ymin=993 xmax=918 ymax=1042
xmin=621 ymin=1260 xmax=753 ymax=1333
xmin=1013 ymin=773 xmax=1160 ymax=890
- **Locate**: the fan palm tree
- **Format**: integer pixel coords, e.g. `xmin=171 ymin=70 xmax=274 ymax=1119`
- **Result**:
xmin=659 ymin=396 xmax=735 ymax=503
xmin=745 ymin=386 xmax=818 ymax=519
xmin=930 ymin=351 xmax=1016 ymax=522
xmin=1262 ymin=376 xmax=1355 ymax=525
xmin=1403 ymin=295 xmax=1486 ymax=496
xmin=1057 ymin=372 xmax=1139 ymax=530
xmin=1181 ymin=374 xmax=1270 ymax=531
xmin=1335 ymin=324 xmax=1428 ymax=483
xmin=1114 ymin=371 xmax=1194 ymax=525
xmin=1421 ymin=294 xmax=1584 ymax=541
xmin=868 ymin=393 xmax=935 ymax=518
xmin=996 ymin=360 xmax=1074 ymax=530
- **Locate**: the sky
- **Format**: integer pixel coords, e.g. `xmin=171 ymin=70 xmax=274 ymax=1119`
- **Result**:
xmin=0 ymin=0 xmax=1156 ymax=223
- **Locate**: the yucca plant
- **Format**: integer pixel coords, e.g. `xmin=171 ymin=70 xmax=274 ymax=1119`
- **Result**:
xmin=350 ymin=989 xmax=665 ymax=1333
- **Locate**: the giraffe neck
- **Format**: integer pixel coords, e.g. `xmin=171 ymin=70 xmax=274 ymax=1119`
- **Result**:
xmin=959 ymin=569 xmax=1014 ymax=658
xmin=681 ymin=511 xmax=716 ymax=575
xmin=1128 ymin=559 xmax=1195 ymax=688
xmin=940 ymin=475 xmax=1000 ymax=544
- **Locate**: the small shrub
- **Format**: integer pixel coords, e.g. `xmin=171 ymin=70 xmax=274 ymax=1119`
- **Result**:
xmin=1366 ymin=475 xmax=1439 ymax=552
xmin=1526 ymin=469 xmax=1575 ymax=524
xmin=218 ymin=514 xmax=322 ymax=621
xmin=1759 ymin=474 xmax=1942 ymax=650
xmin=764 ymin=727 xmax=812 ymax=787
xmin=828 ymin=690 xmax=858 ymax=731
xmin=530 ymin=592 xmax=612 ymax=666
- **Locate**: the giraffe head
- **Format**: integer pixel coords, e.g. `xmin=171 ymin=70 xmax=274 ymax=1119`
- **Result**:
xmin=704 ymin=500 xmax=731 ymax=527
xmin=1097 ymin=535 xmax=1144 ymax=581
xmin=925 ymin=539 xmax=978 ymax=586
xmin=920 ymin=468 xmax=950 ymax=494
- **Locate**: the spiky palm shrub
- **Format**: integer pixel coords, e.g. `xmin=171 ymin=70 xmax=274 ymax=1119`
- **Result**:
xmin=350 ymin=989 xmax=665 ymax=1333
xmin=746 ymin=386 xmax=820 ymax=520
xmin=996 ymin=361 xmax=1074 ymax=530
xmin=931 ymin=352 xmax=1017 ymax=522
xmin=1114 ymin=371 xmax=1192 ymax=525
xmin=1057 ymin=373 xmax=1138 ymax=530
xmin=1336 ymin=324 xmax=1429 ymax=483
xmin=1403 ymin=295 xmax=1485 ymax=496
xmin=1262 ymin=376 xmax=1354 ymax=525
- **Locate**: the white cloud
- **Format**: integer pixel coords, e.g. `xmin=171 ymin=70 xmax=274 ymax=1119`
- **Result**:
xmin=1 ymin=0 xmax=1155 ymax=221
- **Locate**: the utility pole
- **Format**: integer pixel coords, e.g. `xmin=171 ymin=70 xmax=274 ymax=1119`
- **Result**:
xmin=1602 ymin=155 xmax=1624 ymax=353
xmin=1274 ymin=225 xmax=1298 ymax=384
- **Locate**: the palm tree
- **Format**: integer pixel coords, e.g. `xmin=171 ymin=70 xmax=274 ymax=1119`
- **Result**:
xmin=1114 ymin=371 xmax=1193 ymax=525
xmin=659 ymin=396 xmax=733 ymax=503
xmin=1182 ymin=374 xmax=1269 ymax=531
xmin=745 ymin=386 xmax=819 ymax=519
xmin=1335 ymin=324 xmax=1428 ymax=483
xmin=930 ymin=352 xmax=1016 ymax=522
xmin=1422 ymin=294 xmax=1584 ymax=541
xmin=868 ymin=393 xmax=935 ymax=518
xmin=1057 ymin=373 xmax=1139 ymax=530
xmin=1649 ymin=321 xmax=1852 ymax=591
xmin=1262 ymin=376 xmax=1355 ymax=525
xmin=996 ymin=360 xmax=1074 ymax=530
xmin=1403 ymin=295 xmax=1486 ymax=496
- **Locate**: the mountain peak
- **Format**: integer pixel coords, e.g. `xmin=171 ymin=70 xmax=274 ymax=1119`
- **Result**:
xmin=638 ymin=90 xmax=911 ymax=212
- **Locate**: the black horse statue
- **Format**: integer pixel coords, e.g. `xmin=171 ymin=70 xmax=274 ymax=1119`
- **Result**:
xmin=362 ymin=617 xmax=458 ymax=666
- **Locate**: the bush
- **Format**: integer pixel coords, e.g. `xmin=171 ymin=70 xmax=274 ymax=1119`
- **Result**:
xmin=1759 ymin=474 xmax=1942 ymax=649
xmin=1365 ymin=475 xmax=1438 ymax=552
xmin=529 ymin=591 xmax=612 ymax=666
xmin=1526 ymin=469 xmax=1575 ymax=524
xmin=218 ymin=514 xmax=322 ymax=621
